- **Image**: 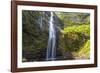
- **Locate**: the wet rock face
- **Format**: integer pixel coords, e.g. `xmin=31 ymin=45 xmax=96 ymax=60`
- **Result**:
xmin=22 ymin=48 xmax=47 ymax=62
xmin=22 ymin=48 xmax=66 ymax=62
xmin=22 ymin=10 xmax=65 ymax=62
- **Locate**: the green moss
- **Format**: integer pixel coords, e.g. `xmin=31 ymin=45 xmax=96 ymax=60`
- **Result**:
xmin=77 ymin=40 xmax=90 ymax=58
xmin=63 ymin=32 xmax=85 ymax=52
xmin=64 ymin=25 xmax=90 ymax=37
xmin=61 ymin=25 xmax=90 ymax=59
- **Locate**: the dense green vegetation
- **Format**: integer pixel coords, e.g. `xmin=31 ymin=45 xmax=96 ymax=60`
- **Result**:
xmin=64 ymin=25 xmax=90 ymax=36
xmin=22 ymin=10 xmax=90 ymax=62
xmin=56 ymin=12 xmax=90 ymax=26
xmin=56 ymin=12 xmax=90 ymax=59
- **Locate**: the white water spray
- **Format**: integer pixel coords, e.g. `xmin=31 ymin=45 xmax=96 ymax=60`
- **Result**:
xmin=46 ymin=12 xmax=56 ymax=61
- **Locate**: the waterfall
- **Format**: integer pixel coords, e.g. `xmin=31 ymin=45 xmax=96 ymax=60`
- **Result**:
xmin=46 ymin=12 xmax=56 ymax=61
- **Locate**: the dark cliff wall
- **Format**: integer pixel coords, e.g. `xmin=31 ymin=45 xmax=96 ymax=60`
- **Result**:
xmin=22 ymin=10 xmax=65 ymax=62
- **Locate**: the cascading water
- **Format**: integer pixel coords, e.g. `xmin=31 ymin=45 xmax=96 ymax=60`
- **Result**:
xmin=46 ymin=12 xmax=56 ymax=61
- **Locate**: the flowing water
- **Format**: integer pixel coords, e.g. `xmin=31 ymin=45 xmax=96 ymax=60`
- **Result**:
xmin=46 ymin=12 xmax=56 ymax=61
